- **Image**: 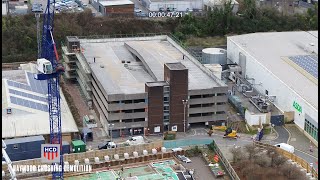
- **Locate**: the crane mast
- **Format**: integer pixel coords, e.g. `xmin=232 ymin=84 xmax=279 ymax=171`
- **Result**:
xmin=34 ymin=0 xmax=64 ymax=178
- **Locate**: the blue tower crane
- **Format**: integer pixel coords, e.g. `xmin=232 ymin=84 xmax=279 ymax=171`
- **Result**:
xmin=34 ymin=0 xmax=65 ymax=179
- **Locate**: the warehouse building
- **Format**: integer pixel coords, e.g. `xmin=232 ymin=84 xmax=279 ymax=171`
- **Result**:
xmin=91 ymin=0 xmax=134 ymax=16
xmin=227 ymin=31 xmax=318 ymax=145
xmin=62 ymin=35 xmax=228 ymax=138
xmin=2 ymin=63 xmax=79 ymax=141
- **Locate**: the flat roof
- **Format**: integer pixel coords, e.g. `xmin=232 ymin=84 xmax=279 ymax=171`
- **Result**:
xmin=79 ymin=36 xmax=222 ymax=95
xmin=228 ymin=31 xmax=318 ymax=110
xmin=100 ymin=0 xmax=134 ymax=6
xmin=166 ymin=62 xmax=187 ymax=70
xmin=2 ymin=63 xmax=78 ymax=138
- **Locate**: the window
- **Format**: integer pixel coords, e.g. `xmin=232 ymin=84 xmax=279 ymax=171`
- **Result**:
xmin=164 ymin=97 xmax=169 ymax=102
xmin=133 ymin=109 xmax=145 ymax=113
xmin=190 ymin=104 xmax=201 ymax=108
xmin=202 ymin=94 xmax=214 ymax=98
xmin=133 ymin=99 xmax=145 ymax=103
xmin=304 ymin=119 xmax=318 ymax=142
xmin=217 ymin=93 xmax=226 ymax=96
xmin=190 ymin=95 xmax=201 ymax=99
xmin=216 ymin=111 xmax=225 ymax=114
xmin=134 ymin=118 xmax=145 ymax=122
xmin=189 ymin=113 xmax=201 ymax=117
xmin=216 ymin=102 xmax=226 ymax=105
xmin=164 ymin=106 xmax=169 ymax=110
xmin=164 ymin=115 xmax=169 ymax=120
xmin=202 ymin=103 xmax=214 ymax=107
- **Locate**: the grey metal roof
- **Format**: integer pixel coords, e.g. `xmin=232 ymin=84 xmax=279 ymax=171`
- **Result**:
xmin=228 ymin=31 xmax=318 ymax=109
xmin=4 ymin=135 xmax=44 ymax=145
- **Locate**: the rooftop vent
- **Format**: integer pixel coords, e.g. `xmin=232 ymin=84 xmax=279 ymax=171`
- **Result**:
xmin=100 ymin=65 xmax=104 ymax=68
xmin=127 ymin=61 xmax=131 ymax=63
xmin=310 ymin=43 xmax=315 ymax=46
xmin=121 ymin=60 xmax=125 ymax=63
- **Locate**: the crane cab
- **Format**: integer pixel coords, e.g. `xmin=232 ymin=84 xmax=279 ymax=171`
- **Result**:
xmin=37 ymin=58 xmax=53 ymax=74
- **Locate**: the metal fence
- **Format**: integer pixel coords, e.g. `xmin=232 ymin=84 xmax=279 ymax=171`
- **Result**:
xmin=163 ymin=138 xmax=213 ymax=149
xmin=214 ymin=142 xmax=241 ymax=180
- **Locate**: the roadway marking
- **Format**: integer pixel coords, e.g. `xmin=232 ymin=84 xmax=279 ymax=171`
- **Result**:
xmin=295 ymin=149 xmax=318 ymax=160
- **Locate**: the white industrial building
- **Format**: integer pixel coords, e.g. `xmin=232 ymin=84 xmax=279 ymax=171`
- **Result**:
xmin=141 ymin=0 xmax=203 ymax=11
xmin=2 ymin=63 xmax=78 ymax=141
xmin=227 ymin=31 xmax=318 ymax=145
xmin=203 ymin=0 xmax=239 ymax=14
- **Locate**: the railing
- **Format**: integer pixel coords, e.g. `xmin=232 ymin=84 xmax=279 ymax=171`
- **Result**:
xmin=163 ymin=138 xmax=212 ymax=149
xmin=253 ymin=141 xmax=318 ymax=179
xmin=76 ymin=32 xmax=170 ymax=40
xmin=214 ymin=142 xmax=241 ymax=180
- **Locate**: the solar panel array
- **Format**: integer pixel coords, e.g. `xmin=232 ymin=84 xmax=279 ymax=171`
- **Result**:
xmin=9 ymin=89 xmax=47 ymax=102
xmin=288 ymin=55 xmax=318 ymax=79
xmin=10 ymin=96 xmax=48 ymax=112
xmin=7 ymin=72 xmax=48 ymax=112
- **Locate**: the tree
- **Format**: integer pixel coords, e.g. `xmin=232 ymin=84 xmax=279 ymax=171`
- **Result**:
xmin=230 ymin=147 xmax=245 ymax=163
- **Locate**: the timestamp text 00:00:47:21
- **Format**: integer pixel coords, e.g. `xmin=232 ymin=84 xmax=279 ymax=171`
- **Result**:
xmin=149 ymin=12 xmax=184 ymax=18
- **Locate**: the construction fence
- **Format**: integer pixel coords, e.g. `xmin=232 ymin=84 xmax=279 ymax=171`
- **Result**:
xmin=253 ymin=141 xmax=318 ymax=179
xmin=2 ymin=141 xmax=165 ymax=179
xmin=214 ymin=141 xmax=241 ymax=180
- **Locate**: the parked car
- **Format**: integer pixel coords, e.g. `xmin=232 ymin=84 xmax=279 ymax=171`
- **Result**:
xmin=274 ymin=143 xmax=294 ymax=153
xmin=178 ymin=155 xmax=192 ymax=163
xmin=98 ymin=141 xmax=117 ymax=150
xmin=126 ymin=136 xmax=145 ymax=146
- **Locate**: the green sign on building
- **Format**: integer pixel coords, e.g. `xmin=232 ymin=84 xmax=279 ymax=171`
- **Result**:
xmin=293 ymin=101 xmax=302 ymax=113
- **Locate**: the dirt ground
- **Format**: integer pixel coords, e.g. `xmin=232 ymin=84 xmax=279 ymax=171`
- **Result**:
xmin=183 ymin=156 xmax=229 ymax=180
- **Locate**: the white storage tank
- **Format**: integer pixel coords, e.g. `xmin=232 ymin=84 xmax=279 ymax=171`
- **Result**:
xmin=74 ymin=160 xmax=79 ymax=165
xmin=133 ymin=151 xmax=139 ymax=157
xmin=94 ymin=157 xmax=99 ymax=163
xmin=64 ymin=161 xmax=69 ymax=166
xmin=124 ymin=153 xmax=129 ymax=159
xmin=161 ymin=147 xmax=166 ymax=153
xmin=152 ymin=148 xmax=157 ymax=154
xmin=114 ymin=154 xmax=119 ymax=160
xmin=202 ymin=48 xmax=227 ymax=64
xmin=104 ymin=155 xmax=110 ymax=161
xmin=143 ymin=150 xmax=148 ymax=155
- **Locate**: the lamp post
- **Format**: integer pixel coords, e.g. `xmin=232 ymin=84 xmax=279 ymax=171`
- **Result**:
xmin=108 ymin=123 xmax=114 ymax=142
xmin=182 ymin=99 xmax=188 ymax=136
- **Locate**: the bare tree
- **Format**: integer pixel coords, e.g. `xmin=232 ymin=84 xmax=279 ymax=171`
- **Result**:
xmin=281 ymin=164 xmax=307 ymax=179
xmin=244 ymin=144 xmax=259 ymax=161
xmin=272 ymin=155 xmax=288 ymax=167
xmin=230 ymin=147 xmax=245 ymax=163
xmin=254 ymin=155 xmax=270 ymax=167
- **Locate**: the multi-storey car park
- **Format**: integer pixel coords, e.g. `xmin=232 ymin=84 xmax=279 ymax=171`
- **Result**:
xmin=227 ymin=31 xmax=318 ymax=145
xmin=62 ymin=35 xmax=228 ymax=138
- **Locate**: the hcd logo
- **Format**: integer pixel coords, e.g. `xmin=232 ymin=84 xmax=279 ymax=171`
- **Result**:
xmin=41 ymin=144 xmax=60 ymax=163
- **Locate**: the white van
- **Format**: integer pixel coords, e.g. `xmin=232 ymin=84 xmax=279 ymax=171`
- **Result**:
xmin=126 ymin=136 xmax=145 ymax=145
xmin=274 ymin=143 xmax=294 ymax=153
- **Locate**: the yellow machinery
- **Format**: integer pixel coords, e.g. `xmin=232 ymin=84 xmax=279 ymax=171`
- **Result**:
xmin=223 ymin=127 xmax=238 ymax=139
xmin=212 ymin=125 xmax=227 ymax=131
